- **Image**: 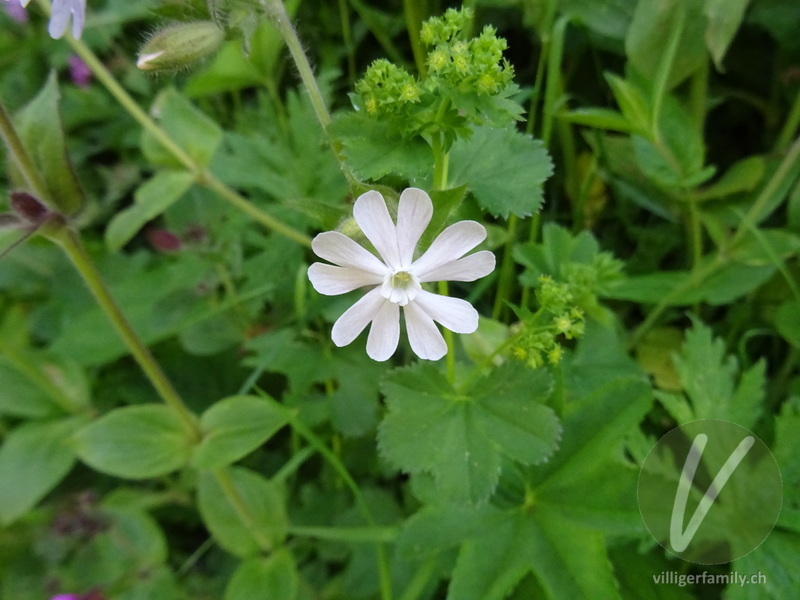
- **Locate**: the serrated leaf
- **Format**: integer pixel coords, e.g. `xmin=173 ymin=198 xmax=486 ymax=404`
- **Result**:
xmin=197 ymin=466 xmax=287 ymax=557
xmin=0 ymin=416 xmax=86 ymax=524
xmin=224 ymin=550 xmax=298 ymax=600
xmin=378 ymin=363 xmax=558 ymax=504
xmin=193 ymin=395 xmax=287 ymax=469
xmin=105 ymin=170 xmax=194 ymax=251
xmin=72 ymin=405 xmax=195 ymax=479
xmin=449 ymin=126 xmax=553 ymax=218
xmin=14 ymin=72 xmax=84 ymax=215
xmin=329 ymin=112 xmax=432 ymax=181
xmin=670 ymin=320 xmax=764 ymax=427
xmin=141 ymin=87 xmax=222 ymax=169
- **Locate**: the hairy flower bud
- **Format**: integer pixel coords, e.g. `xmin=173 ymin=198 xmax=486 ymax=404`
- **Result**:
xmin=137 ymin=22 xmax=224 ymax=73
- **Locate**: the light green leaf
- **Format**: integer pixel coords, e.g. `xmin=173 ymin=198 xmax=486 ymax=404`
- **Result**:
xmin=449 ymin=126 xmax=553 ymax=218
xmin=704 ymin=0 xmax=751 ymax=70
xmin=105 ymin=170 xmax=194 ymax=251
xmin=696 ymin=155 xmax=765 ymax=200
xmin=141 ymin=87 xmax=223 ymax=169
xmin=14 ymin=72 xmax=84 ymax=215
xmin=666 ymin=320 xmax=764 ymax=428
xmin=193 ymin=395 xmax=287 ymax=469
xmin=604 ymin=73 xmax=650 ymax=134
xmin=197 ymin=467 xmax=287 ymax=557
xmin=224 ymin=550 xmax=298 ymax=600
xmin=378 ymin=363 xmax=558 ymax=504
xmin=72 ymin=405 xmax=195 ymax=479
xmin=0 ymin=416 xmax=86 ymax=524
xmin=728 ymin=530 xmax=800 ymax=599
xmin=558 ymin=107 xmax=631 ymax=133
xmin=626 ymin=0 xmax=707 ymax=89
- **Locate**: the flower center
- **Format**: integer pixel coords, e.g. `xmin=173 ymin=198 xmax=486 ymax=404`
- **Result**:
xmin=381 ymin=269 xmax=421 ymax=306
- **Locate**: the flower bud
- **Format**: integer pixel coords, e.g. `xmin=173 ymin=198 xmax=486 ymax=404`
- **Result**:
xmin=137 ymin=22 xmax=224 ymax=73
xmin=10 ymin=191 xmax=50 ymax=223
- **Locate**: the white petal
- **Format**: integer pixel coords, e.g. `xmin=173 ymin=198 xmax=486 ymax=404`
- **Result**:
xmin=20 ymin=0 xmax=33 ymax=8
xmin=396 ymin=188 xmax=432 ymax=266
xmin=417 ymin=250 xmax=496 ymax=283
xmin=312 ymin=231 xmax=387 ymax=274
xmin=331 ymin=288 xmax=385 ymax=347
xmin=403 ymin=301 xmax=447 ymax=360
xmin=411 ymin=221 xmax=487 ymax=280
xmin=412 ymin=290 xmax=479 ymax=333
xmin=353 ymin=190 xmax=402 ymax=269
xmin=48 ymin=0 xmax=84 ymax=39
xmin=307 ymin=263 xmax=382 ymax=295
xmin=366 ymin=300 xmax=400 ymax=361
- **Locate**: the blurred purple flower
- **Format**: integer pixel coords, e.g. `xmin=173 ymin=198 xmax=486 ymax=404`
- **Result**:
xmin=2 ymin=0 xmax=28 ymax=23
xmin=68 ymin=54 xmax=92 ymax=87
xmin=50 ymin=595 xmax=81 ymax=600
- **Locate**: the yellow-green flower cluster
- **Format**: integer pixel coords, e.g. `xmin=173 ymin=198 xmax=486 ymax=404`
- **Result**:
xmin=422 ymin=10 xmax=514 ymax=96
xmin=355 ymin=59 xmax=422 ymax=116
xmin=509 ymin=276 xmax=586 ymax=368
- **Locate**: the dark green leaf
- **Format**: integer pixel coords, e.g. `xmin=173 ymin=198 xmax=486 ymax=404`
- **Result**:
xmin=0 ymin=416 xmax=86 ymax=524
xmin=14 ymin=72 xmax=84 ymax=215
xmin=378 ymin=363 xmax=558 ymax=504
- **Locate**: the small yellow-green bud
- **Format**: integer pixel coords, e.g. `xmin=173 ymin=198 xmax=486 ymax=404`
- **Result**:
xmin=137 ymin=22 xmax=224 ymax=72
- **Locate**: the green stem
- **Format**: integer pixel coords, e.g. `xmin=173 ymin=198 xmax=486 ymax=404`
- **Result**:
xmin=51 ymin=226 xmax=200 ymax=437
xmin=650 ymin=6 xmax=685 ymax=137
xmin=519 ymin=213 xmax=541 ymax=308
xmin=404 ymin=0 xmax=427 ymax=77
xmin=264 ymin=396 xmax=393 ymax=600
xmin=66 ymin=36 xmax=312 ymax=246
xmin=288 ymin=525 xmax=398 ymax=543
xmin=198 ymin=171 xmax=311 ymax=247
xmin=0 ymin=101 xmax=51 ymax=202
xmin=776 ymin=87 xmax=800 ymax=152
xmin=492 ymin=215 xmax=518 ymax=320
xmin=439 ymin=281 xmax=456 ymax=384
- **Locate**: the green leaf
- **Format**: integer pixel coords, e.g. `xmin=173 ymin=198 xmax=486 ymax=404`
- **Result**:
xmin=193 ymin=395 xmax=287 ymax=469
xmin=105 ymin=170 xmax=194 ymax=251
xmin=72 ymin=405 xmax=195 ymax=479
xmin=0 ymin=416 xmax=86 ymax=524
xmin=141 ymin=87 xmax=223 ymax=169
xmin=728 ymin=530 xmax=800 ymax=599
xmin=224 ymin=550 xmax=299 ymax=600
xmin=603 ymin=262 xmax=775 ymax=305
xmin=696 ymin=155 xmax=765 ymax=200
xmin=449 ymin=126 xmax=553 ymax=218
xmin=197 ymin=467 xmax=287 ymax=557
xmin=604 ymin=73 xmax=651 ymax=134
xmin=0 ymin=351 xmax=90 ymax=418
xmin=626 ymin=0 xmax=707 ymax=89
xmin=536 ymin=376 xmax=652 ymax=490
xmin=378 ymin=363 xmax=558 ymax=504
xmin=329 ymin=112 xmax=432 ymax=181
xmin=14 ymin=72 xmax=84 ymax=215
xmin=704 ymin=0 xmax=751 ymax=70
xmin=557 ymin=107 xmax=631 ymax=133
xmin=776 ymin=300 xmax=800 ymax=349
xmin=659 ymin=320 xmax=764 ymax=428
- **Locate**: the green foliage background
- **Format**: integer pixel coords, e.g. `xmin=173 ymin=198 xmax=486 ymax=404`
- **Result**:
xmin=1 ymin=0 xmax=799 ymax=598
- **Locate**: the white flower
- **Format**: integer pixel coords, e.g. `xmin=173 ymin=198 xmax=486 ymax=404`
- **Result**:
xmin=308 ymin=188 xmax=495 ymax=361
xmin=47 ymin=0 xmax=85 ymax=39
xmin=12 ymin=0 xmax=86 ymax=39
